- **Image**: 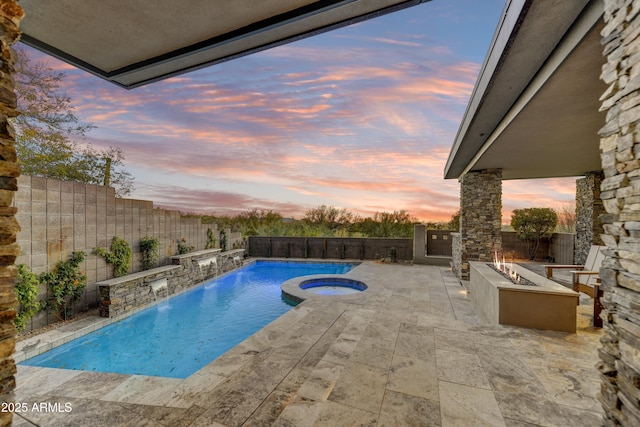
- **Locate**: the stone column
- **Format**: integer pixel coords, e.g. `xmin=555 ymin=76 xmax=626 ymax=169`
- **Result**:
xmin=458 ymin=169 xmax=502 ymax=280
xmin=0 ymin=1 xmax=24 ymax=426
xmin=598 ymin=1 xmax=640 ymax=424
xmin=575 ymin=171 xmax=605 ymax=264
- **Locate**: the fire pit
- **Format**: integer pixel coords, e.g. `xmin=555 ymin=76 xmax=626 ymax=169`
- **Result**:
xmin=469 ymin=261 xmax=579 ymax=333
xmin=491 ymin=252 xmax=537 ymax=286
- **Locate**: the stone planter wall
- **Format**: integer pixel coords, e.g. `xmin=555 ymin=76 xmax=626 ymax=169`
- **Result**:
xmin=99 ymin=248 xmax=244 ymax=318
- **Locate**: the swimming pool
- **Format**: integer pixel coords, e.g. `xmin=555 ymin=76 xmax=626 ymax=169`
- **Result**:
xmin=21 ymin=260 xmax=356 ymax=378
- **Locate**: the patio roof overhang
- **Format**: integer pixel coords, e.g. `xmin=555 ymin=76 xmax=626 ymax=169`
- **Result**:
xmin=444 ymin=0 xmax=607 ymax=181
xmin=19 ymin=0 xmax=429 ymax=89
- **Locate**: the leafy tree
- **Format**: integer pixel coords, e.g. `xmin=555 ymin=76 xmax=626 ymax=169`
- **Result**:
xmin=352 ymin=210 xmax=416 ymax=237
xmin=511 ymin=208 xmax=558 ymax=260
xmin=303 ymin=205 xmax=355 ymax=232
xmin=447 ymin=211 xmax=460 ymax=231
xmin=196 ymin=207 xmax=425 ymax=238
xmin=12 ymin=46 xmax=134 ymax=196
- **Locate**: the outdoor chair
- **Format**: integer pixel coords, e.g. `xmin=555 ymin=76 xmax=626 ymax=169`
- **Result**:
xmin=571 ymin=248 xmax=605 ymax=328
xmin=543 ymin=245 xmax=603 ymax=279
xmin=544 ymin=245 xmax=605 ymax=328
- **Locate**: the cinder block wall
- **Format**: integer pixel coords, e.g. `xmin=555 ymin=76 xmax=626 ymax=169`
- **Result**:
xmin=13 ymin=175 xmax=220 ymax=330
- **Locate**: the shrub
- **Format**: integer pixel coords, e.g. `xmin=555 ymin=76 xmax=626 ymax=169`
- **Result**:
xmin=139 ymin=236 xmax=160 ymax=270
xmin=177 ymin=237 xmax=194 ymax=254
xmin=15 ymin=264 xmax=40 ymax=331
xmin=40 ymin=251 xmax=86 ymax=320
xmin=219 ymin=229 xmax=228 ymax=252
xmin=95 ymin=236 xmax=132 ymax=277
xmin=205 ymin=228 xmax=216 ymax=249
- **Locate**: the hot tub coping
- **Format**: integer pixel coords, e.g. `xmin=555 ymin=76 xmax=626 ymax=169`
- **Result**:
xmin=281 ymin=274 xmax=369 ymax=303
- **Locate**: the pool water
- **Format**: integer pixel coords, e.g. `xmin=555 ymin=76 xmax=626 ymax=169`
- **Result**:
xmin=307 ymin=286 xmax=361 ymax=295
xmin=21 ymin=261 xmax=356 ymax=378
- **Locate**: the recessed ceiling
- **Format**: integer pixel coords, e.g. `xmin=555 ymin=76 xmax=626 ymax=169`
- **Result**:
xmin=19 ymin=0 xmax=429 ymax=89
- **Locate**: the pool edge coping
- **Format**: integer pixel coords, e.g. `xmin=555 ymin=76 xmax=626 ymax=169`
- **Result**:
xmin=281 ymin=274 xmax=369 ymax=303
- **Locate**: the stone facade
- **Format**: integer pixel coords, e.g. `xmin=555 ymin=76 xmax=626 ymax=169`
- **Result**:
xmin=0 ymin=2 xmax=23 ymax=425
xmin=457 ymin=169 xmax=502 ymax=280
xmin=451 ymin=232 xmax=462 ymax=277
xmin=598 ymin=1 xmax=640 ymax=424
xmin=98 ymin=248 xmax=243 ymax=318
xmin=575 ymin=171 xmax=605 ymax=264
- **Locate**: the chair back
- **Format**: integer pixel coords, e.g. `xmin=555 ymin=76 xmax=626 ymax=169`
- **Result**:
xmin=583 ymin=245 xmax=601 ymax=271
xmin=578 ymin=246 xmax=604 ymax=286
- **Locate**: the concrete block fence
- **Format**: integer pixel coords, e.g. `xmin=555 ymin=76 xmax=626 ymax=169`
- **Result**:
xmin=12 ymin=175 xmax=243 ymax=331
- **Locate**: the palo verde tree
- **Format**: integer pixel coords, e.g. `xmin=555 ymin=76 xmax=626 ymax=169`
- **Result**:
xmin=12 ymin=46 xmax=134 ymax=196
xmin=510 ymin=207 xmax=558 ymax=260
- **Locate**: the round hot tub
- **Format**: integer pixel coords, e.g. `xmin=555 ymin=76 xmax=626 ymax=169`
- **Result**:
xmin=299 ymin=277 xmax=367 ymax=295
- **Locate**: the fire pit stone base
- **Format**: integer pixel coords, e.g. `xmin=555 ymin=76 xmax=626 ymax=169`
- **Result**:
xmin=469 ymin=261 xmax=579 ymax=333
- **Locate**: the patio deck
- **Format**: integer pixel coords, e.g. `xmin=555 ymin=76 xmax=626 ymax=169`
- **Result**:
xmin=13 ymin=262 xmax=603 ymax=426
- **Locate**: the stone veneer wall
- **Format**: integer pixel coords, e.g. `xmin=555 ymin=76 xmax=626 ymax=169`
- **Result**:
xmin=98 ymin=249 xmax=244 ymax=318
xmin=458 ymin=169 xmax=502 ymax=279
xmin=0 ymin=2 xmax=23 ymax=425
xmin=13 ymin=175 xmax=245 ymax=331
xmin=598 ymin=1 xmax=640 ymax=424
xmin=575 ymin=171 xmax=605 ymax=265
xmin=451 ymin=232 xmax=462 ymax=277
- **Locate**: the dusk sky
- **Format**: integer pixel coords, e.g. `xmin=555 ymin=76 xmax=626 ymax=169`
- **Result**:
xmin=22 ymin=0 xmax=576 ymax=223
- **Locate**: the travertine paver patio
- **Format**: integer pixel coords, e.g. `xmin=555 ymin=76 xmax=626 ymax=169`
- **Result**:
xmin=13 ymin=262 xmax=603 ymax=426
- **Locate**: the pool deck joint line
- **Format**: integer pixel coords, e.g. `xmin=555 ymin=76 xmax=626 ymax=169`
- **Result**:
xmin=14 ymin=261 xmax=603 ymax=427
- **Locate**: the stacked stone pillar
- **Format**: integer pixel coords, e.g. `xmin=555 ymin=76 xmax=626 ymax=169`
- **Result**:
xmin=575 ymin=171 xmax=605 ymax=264
xmin=0 ymin=1 xmax=23 ymax=426
xmin=598 ymin=1 xmax=640 ymax=424
xmin=456 ymin=169 xmax=502 ymax=280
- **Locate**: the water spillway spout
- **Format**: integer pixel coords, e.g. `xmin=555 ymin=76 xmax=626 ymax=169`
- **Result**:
xmin=150 ymin=278 xmax=168 ymax=300
xmin=197 ymin=257 xmax=218 ymax=278
xmin=197 ymin=257 xmax=217 ymax=269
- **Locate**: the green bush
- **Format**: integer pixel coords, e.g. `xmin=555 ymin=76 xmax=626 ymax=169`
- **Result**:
xmin=40 ymin=251 xmax=86 ymax=321
xmin=177 ymin=237 xmax=194 ymax=254
xmin=15 ymin=264 xmax=40 ymax=331
xmin=205 ymin=228 xmax=217 ymax=249
xmin=219 ymin=229 xmax=228 ymax=252
xmin=95 ymin=236 xmax=132 ymax=277
xmin=139 ymin=236 xmax=159 ymax=270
